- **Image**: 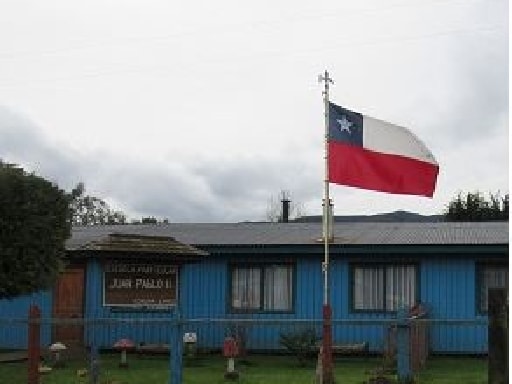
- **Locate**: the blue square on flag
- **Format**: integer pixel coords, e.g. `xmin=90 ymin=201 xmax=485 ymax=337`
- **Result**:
xmin=328 ymin=103 xmax=363 ymax=146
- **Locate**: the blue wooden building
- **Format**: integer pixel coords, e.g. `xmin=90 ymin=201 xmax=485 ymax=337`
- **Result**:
xmin=0 ymin=222 xmax=508 ymax=354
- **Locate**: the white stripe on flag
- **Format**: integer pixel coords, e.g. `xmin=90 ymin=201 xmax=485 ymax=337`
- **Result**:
xmin=362 ymin=116 xmax=438 ymax=165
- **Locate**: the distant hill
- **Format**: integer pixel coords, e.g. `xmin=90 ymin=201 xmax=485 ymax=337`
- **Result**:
xmin=292 ymin=210 xmax=444 ymax=223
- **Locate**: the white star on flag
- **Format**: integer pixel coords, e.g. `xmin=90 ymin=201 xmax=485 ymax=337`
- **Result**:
xmin=337 ymin=116 xmax=353 ymax=133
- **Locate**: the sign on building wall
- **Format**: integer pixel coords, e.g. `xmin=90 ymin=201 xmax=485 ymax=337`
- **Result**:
xmin=103 ymin=262 xmax=178 ymax=307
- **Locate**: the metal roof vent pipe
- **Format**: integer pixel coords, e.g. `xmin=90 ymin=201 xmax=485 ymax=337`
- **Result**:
xmin=280 ymin=198 xmax=290 ymax=223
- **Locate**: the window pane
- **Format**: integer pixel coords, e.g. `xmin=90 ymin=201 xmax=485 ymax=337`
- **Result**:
xmin=232 ymin=267 xmax=261 ymax=310
xmin=263 ymin=265 xmax=292 ymax=311
xmin=386 ymin=265 xmax=416 ymax=311
xmin=353 ymin=266 xmax=384 ymax=310
xmin=480 ymin=265 xmax=508 ymax=312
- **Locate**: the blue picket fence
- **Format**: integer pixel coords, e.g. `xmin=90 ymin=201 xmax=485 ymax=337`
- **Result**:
xmin=0 ymin=310 xmax=489 ymax=384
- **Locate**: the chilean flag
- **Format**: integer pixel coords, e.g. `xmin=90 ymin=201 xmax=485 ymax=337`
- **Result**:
xmin=328 ymin=102 xmax=439 ymax=197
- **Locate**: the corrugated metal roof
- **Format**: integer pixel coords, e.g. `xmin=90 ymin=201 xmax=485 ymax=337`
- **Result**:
xmin=67 ymin=222 xmax=508 ymax=250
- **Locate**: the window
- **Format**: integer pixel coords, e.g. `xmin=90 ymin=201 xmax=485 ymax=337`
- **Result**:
xmin=352 ymin=264 xmax=417 ymax=312
xmin=231 ymin=264 xmax=293 ymax=312
xmin=477 ymin=264 xmax=508 ymax=313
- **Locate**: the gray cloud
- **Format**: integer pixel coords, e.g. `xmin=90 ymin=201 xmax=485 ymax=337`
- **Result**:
xmin=0 ymin=107 xmax=317 ymax=222
xmin=0 ymin=106 xmax=83 ymax=189
xmin=97 ymin=155 xmax=320 ymax=222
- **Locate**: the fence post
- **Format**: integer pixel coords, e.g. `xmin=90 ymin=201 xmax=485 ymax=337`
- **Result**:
xmin=86 ymin=317 xmax=100 ymax=384
xmin=89 ymin=342 xmax=100 ymax=384
xmin=169 ymin=310 xmax=184 ymax=384
xmin=396 ymin=307 xmax=412 ymax=383
xmin=27 ymin=305 xmax=41 ymax=384
xmin=488 ymin=288 xmax=508 ymax=384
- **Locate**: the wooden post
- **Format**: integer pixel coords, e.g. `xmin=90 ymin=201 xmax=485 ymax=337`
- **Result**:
xmin=488 ymin=288 xmax=508 ymax=384
xmin=27 ymin=305 xmax=41 ymax=384
xmin=89 ymin=344 xmax=100 ymax=384
xmin=169 ymin=311 xmax=183 ymax=384
xmin=396 ymin=307 xmax=412 ymax=383
xmin=322 ymin=304 xmax=334 ymax=384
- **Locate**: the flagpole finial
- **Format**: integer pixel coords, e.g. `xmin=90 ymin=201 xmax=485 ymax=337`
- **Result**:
xmin=318 ymin=71 xmax=333 ymax=84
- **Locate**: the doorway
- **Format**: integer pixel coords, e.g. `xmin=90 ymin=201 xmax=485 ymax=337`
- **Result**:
xmin=52 ymin=267 xmax=85 ymax=344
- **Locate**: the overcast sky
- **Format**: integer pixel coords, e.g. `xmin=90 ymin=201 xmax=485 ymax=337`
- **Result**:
xmin=0 ymin=0 xmax=508 ymax=222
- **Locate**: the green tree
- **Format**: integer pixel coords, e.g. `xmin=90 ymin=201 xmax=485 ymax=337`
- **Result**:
xmin=445 ymin=191 xmax=509 ymax=221
xmin=141 ymin=216 xmax=158 ymax=224
xmin=70 ymin=182 xmax=127 ymax=225
xmin=0 ymin=161 xmax=71 ymax=299
xmin=131 ymin=217 xmax=169 ymax=224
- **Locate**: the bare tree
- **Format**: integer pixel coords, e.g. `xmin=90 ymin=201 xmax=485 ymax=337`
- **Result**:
xmin=265 ymin=190 xmax=304 ymax=222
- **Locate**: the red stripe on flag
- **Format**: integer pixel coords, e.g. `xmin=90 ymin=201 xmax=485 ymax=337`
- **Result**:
xmin=328 ymin=141 xmax=439 ymax=197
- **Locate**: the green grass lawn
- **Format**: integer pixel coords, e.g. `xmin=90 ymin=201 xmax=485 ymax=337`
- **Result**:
xmin=0 ymin=354 xmax=488 ymax=384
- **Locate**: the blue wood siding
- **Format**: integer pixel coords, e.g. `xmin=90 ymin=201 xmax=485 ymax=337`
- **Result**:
xmin=421 ymin=257 xmax=487 ymax=353
xmin=180 ymin=257 xmax=324 ymax=350
xmin=0 ymin=250 xmax=503 ymax=353
xmin=180 ymin=259 xmax=227 ymax=350
xmin=0 ymin=291 xmax=53 ymax=348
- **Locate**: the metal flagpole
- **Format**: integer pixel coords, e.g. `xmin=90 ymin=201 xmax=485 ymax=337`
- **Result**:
xmin=318 ymin=70 xmax=334 ymax=384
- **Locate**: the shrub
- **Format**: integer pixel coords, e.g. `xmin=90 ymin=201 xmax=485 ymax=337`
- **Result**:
xmin=279 ymin=328 xmax=319 ymax=366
